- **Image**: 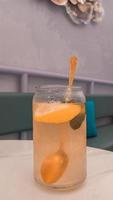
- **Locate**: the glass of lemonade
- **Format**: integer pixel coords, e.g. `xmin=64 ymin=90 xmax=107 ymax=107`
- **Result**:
xmin=33 ymin=85 xmax=86 ymax=190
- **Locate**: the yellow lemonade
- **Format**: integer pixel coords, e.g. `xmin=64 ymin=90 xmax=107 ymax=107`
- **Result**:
xmin=33 ymin=101 xmax=86 ymax=189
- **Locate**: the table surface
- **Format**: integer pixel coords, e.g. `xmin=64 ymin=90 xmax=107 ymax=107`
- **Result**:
xmin=0 ymin=141 xmax=113 ymax=200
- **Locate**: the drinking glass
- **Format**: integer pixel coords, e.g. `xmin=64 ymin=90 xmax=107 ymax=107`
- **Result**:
xmin=33 ymin=85 xmax=86 ymax=190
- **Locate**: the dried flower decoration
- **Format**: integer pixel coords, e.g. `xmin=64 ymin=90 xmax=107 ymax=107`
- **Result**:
xmin=50 ymin=0 xmax=104 ymax=25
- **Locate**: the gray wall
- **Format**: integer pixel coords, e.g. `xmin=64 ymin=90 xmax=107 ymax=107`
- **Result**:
xmin=0 ymin=0 xmax=113 ymax=82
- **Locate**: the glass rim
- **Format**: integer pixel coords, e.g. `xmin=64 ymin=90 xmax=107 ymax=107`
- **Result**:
xmin=35 ymin=84 xmax=82 ymax=91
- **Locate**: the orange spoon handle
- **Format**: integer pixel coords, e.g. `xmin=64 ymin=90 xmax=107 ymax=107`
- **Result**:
xmin=68 ymin=56 xmax=78 ymax=89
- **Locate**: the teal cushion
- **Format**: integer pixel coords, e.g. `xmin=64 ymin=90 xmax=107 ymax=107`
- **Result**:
xmin=86 ymin=100 xmax=97 ymax=138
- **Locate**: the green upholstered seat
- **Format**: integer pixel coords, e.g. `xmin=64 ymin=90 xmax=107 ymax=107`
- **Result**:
xmin=87 ymin=125 xmax=113 ymax=151
xmin=87 ymin=95 xmax=113 ymax=151
xmin=0 ymin=93 xmax=33 ymax=138
xmin=86 ymin=95 xmax=113 ymax=118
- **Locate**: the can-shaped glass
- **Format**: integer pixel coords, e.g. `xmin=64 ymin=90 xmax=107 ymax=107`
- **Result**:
xmin=33 ymin=85 xmax=86 ymax=190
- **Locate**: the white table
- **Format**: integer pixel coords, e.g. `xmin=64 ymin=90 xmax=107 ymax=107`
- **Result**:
xmin=0 ymin=141 xmax=113 ymax=200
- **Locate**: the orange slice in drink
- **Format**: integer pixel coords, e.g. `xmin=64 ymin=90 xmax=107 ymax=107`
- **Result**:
xmin=34 ymin=102 xmax=81 ymax=123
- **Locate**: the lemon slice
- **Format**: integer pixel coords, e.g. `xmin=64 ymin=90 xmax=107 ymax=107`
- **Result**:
xmin=34 ymin=102 xmax=81 ymax=123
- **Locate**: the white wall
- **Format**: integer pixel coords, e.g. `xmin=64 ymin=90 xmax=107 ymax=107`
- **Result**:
xmin=0 ymin=0 xmax=113 ymax=92
xmin=0 ymin=74 xmax=19 ymax=92
xmin=0 ymin=0 xmax=113 ymax=78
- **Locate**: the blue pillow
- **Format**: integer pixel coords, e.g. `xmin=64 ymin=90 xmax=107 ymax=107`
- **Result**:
xmin=85 ymin=100 xmax=97 ymax=138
